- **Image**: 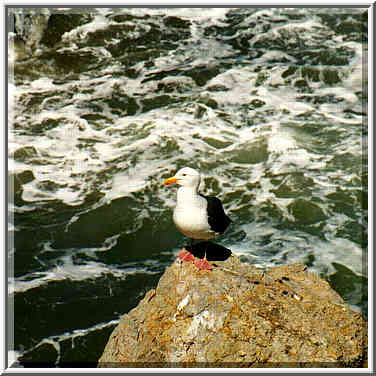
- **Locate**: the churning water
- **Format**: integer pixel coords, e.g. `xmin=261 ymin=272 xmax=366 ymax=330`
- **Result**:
xmin=8 ymin=7 xmax=368 ymax=366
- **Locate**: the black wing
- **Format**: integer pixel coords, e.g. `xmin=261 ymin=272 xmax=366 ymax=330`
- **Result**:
xmin=200 ymin=194 xmax=231 ymax=234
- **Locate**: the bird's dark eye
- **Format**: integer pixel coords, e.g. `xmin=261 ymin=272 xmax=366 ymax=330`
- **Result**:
xmin=182 ymin=173 xmax=186 ymax=176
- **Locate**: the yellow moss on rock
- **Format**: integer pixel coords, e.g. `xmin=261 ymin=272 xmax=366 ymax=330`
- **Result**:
xmin=98 ymin=256 xmax=367 ymax=368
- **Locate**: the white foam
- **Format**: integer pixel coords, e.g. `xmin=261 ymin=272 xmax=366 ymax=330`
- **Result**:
xmin=115 ymin=7 xmax=231 ymax=24
xmin=18 ymin=318 xmax=120 ymax=366
xmin=62 ymin=14 xmax=110 ymax=42
xmin=205 ymin=69 xmax=258 ymax=105
xmin=30 ymin=77 xmax=56 ymax=91
xmin=232 ymin=222 xmax=365 ymax=280
xmin=268 ymin=127 xmax=297 ymax=153
xmin=8 ymin=8 xmax=367 ymax=322
xmin=341 ymin=41 xmax=365 ymax=91
xmin=252 ymin=50 xmax=297 ymax=64
xmin=311 ymin=237 xmax=365 ymax=277
xmin=8 ymin=245 xmax=159 ymax=295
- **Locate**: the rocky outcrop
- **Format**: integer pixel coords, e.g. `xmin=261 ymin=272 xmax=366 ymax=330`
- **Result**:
xmin=98 ymin=254 xmax=367 ymax=368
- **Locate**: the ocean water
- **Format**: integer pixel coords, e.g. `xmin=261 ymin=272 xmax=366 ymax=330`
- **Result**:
xmin=8 ymin=7 xmax=368 ymax=367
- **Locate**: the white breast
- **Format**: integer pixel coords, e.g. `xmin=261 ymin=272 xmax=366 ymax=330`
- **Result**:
xmin=173 ymin=187 xmax=215 ymax=240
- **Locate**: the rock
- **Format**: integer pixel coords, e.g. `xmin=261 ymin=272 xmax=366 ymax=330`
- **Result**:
xmin=98 ymin=255 xmax=367 ymax=368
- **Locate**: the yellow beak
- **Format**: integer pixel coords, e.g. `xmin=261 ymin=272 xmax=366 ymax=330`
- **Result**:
xmin=164 ymin=176 xmax=179 ymax=185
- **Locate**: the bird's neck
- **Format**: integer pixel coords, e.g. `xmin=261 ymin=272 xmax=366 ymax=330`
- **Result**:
xmin=176 ymin=186 xmax=199 ymax=205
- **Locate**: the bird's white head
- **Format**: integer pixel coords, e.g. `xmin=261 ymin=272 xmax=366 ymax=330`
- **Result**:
xmin=164 ymin=167 xmax=201 ymax=188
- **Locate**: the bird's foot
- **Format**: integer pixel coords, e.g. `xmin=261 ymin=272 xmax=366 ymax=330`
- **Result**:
xmin=194 ymin=257 xmax=212 ymax=270
xmin=177 ymin=249 xmax=195 ymax=262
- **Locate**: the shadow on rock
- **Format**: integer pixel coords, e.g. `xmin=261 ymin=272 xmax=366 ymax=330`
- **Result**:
xmin=186 ymin=241 xmax=232 ymax=261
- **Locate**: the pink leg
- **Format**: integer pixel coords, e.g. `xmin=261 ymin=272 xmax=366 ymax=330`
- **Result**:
xmin=194 ymin=257 xmax=212 ymax=270
xmin=177 ymin=249 xmax=195 ymax=262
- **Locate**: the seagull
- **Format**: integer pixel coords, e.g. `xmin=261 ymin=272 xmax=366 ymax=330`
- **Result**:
xmin=164 ymin=167 xmax=231 ymax=270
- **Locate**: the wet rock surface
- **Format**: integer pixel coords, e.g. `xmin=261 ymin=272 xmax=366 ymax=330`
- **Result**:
xmin=98 ymin=254 xmax=367 ymax=368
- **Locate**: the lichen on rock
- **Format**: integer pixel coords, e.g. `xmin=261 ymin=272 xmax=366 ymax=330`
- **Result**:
xmin=98 ymin=255 xmax=367 ymax=368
